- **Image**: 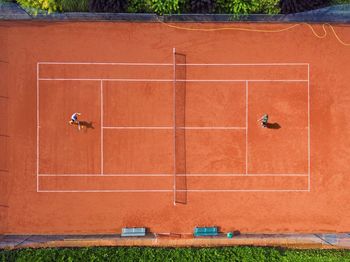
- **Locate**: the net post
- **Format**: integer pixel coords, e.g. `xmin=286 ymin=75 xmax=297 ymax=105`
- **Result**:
xmin=173 ymin=47 xmax=176 ymax=206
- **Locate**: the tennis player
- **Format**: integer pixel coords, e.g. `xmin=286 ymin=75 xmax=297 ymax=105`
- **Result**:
xmin=69 ymin=112 xmax=82 ymax=130
xmin=257 ymin=114 xmax=268 ymax=128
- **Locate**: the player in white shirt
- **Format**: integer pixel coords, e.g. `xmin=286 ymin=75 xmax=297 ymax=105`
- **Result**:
xmin=69 ymin=112 xmax=82 ymax=130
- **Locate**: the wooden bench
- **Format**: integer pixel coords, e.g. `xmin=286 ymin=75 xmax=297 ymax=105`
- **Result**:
xmin=194 ymin=226 xmax=219 ymax=237
xmin=121 ymin=227 xmax=146 ymax=237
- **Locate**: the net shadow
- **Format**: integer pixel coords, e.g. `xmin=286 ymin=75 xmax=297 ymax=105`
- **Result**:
xmin=174 ymin=51 xmax=187 ymax=205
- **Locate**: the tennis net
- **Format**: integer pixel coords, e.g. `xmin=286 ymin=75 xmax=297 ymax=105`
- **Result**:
xmin=173 ymin=48 xmax=187 ymax=205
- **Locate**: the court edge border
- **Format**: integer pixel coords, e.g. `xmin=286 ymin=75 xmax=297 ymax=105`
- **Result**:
xmin=36 ymin=61 xmax=310 ymax=193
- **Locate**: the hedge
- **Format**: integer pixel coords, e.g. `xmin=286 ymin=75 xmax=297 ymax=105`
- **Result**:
xmin=13 ymin=0 xmax=350 ymax=14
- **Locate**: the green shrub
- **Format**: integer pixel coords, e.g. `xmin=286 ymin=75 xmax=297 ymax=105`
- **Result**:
xmin=255 ymin=0 xmax=280 ymax=14
xmin=215 ymin=0 xmax=279 ymax=14
xmin=61 ymin=0 xmax=89 ymax=12
xmin=127 ymin=0 xmax=152 ymax=13
xmin=126 ymin=0 xmax=189 ymax=13
xmin=228 ymin=0 xmax=258 ymax=14
xmin=89 ymin=0 xmax=128 ymax=12
xmin=189 ymin=0 xmax=216 ymax=13
xmin=280 ymin=0 xmax=330 ymax=14
xmin=149 ymin=0 xmax=179 ymax=14
xmin=17 ymin=0 xmax=62 ymax=13
xmin=331 ymin=0 xmax=350 ymax=4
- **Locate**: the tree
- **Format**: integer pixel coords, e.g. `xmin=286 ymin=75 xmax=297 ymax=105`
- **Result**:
xmin=280 ymin=0 xmax=330 ymax=14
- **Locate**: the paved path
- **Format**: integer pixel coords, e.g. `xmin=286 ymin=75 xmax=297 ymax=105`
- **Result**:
xmin=1 ymin=233 xmax=350 ymax=249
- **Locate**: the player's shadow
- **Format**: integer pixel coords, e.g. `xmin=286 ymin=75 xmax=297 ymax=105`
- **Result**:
xmin=70 ymin=121 xmax=95 ymax=131
xmin=266 ymin=122 xmax=281 ymax=129
xmin=80 ymin=121 xmax=95 ymax=130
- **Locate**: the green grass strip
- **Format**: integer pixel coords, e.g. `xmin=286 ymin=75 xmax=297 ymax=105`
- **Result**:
xmin=1 ymin=247 xmax=350 ymax=262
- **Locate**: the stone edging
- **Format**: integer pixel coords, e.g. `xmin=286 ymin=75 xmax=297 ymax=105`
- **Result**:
xmin=1 ymin=233 xmax=350 ymax=249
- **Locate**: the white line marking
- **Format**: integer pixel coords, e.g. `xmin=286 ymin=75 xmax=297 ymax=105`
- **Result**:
xmin=38 ymin=190 xmax=173 ymax=192
xmin=37 ymin=189 xmax=309 ymax=193
xmin=38 ymin=62 xmax=308 ymax=66
xmin=38 ymin=173 xmax=308 ymax=177
xmin=246 ymin=80 xmax=248 ymax=175
xmin=103 ymin=126 xmax=246 ymax=130
xmin=38 ymin=78 xmax=172 ymax=82
xmin=172 ymin=47 xmax=176 ymax=206
xmin=38 ymin=78 xmax=308 ymax=83
xmin=180 ymin=80 xmax=309 ymax=82
xmin=37 ymin=62 xmax=310 ymax=193
xmin=179 ymin=127 xmax=246 ymax=130
xmin=104 ymin=126 xmax=172 ymax=130
xmin=178 ymin=63 xmax=309 ymax=66
xmin=38 ymin=62 xmax=173 ymax=66
xmin=308 ymin=64 xmax=310 ymax=192
xmin=180 ymin=189 xmax=310 ymax=192
xmin=39 ymin=174 xmax=173 ymax=177
xmin=37 ymin=63 xmax=39 ymax=192
xmin=101 ymin=80 xmax=104 ymax=175
xmin=183 ymin=174 xmax=309 ymax=177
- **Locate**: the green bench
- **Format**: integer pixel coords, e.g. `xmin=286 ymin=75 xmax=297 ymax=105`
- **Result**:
xmin=194 ymin=226 xmax=219 ymax=237
xmin=121 ymin=227 xmax=146 ymax=237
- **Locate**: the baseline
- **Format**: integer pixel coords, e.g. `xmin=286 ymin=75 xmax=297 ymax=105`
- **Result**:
xmin=38 ymin=173 xmax=308 ymax=177
xmin=37 ymin=174 xmax=308 ymax=191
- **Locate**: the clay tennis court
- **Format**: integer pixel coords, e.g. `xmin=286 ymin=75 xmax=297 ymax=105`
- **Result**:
xmin=0 ymin=21 xmax=350 ymax=234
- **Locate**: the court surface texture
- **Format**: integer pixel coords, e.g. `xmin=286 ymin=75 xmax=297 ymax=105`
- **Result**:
xmin=0 ymin=21 xmax=350 ymax=234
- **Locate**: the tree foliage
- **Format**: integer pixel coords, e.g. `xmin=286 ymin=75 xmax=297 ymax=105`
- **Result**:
xmin=149 ymin=0 xmax=180 ymax=14
xmin=189 ymin=0 xmax=216 ymax=13
xmin=280 ymin=0 xmax=330 ymax=14
xmin=215 ymin=0 xmax=279 ymax=14
xmin=17 ymin=0 xmax=62 ymax=13
xmin=127 ymin=0 xmax=151 ymax=13
xmin=61 ymin=0 xmax=89 ymax=12
xmin=15 ymin=0 xmax=339 ymax=14
xmin=89 ymin=0 xmax=128 ymax=12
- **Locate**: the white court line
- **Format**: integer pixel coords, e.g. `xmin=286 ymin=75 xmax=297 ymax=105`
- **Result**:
xmin=246 ymin=80 xmax=248 ymax=175
xmin=38 ymin=62 xmax=308 ymax=66
xmin=179 ymin=79 xmax=309 ymax=82
xmin=38 ymin=173 xmax=308 ymax=177
xmin=178 ymin=63 xmax=309 ymax=66
xmin=37 ymin=189 xmax=309 ymax=193
xmin=104 ymin=126 xmax=172 ymax=130
xmin=178 ymin=127 xmax=246 ymax=130
xmin=183 ymin=174 xmax=309 ymax=177
xmin=38 ymin=78 xmax=308 ymax=83
xmin=101 ymin=80 xmax=104 ymax=175
xmin=172 ymin=47 xmax=177 ymax=206
xmin=38 ymin=62 xmax=173 ymax=66
xmin=180 ymin=189 xmax=310 ymax=192
xmin=38 ymin=78 xmax=172 ymax=82
xmin=36 ymin=63 xmax=39 ymax=193
xmin=39 ymin=174 xmax=173 ymax=177
xmin=103 ymin=126 xmax=246 ymax=130
xmin=38 ymin=190 xmax=173 ymax=193
xmin=37 ymin=62 xmax=310 ymax=193
xmin=308 ymin=64 xmax=311 ymax=192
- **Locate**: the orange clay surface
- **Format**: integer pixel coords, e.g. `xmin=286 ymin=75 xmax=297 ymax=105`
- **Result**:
xmin=0 ymin=22 xmax=350 ymax=234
